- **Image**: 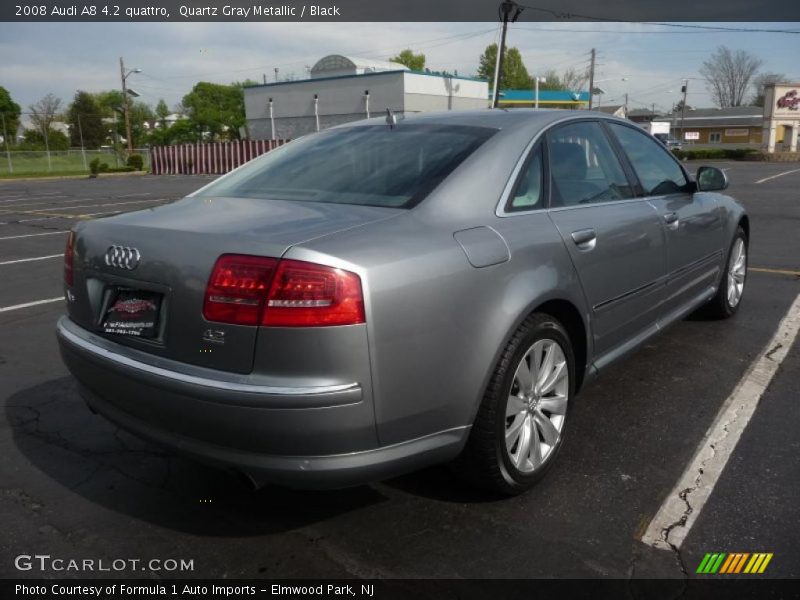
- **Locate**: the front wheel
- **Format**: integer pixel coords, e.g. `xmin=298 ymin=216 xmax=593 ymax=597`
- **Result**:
xmin=703 ymin=226 xmax=748 ymax=319
xmin=457 ymin=313 xmax=575 ymax=495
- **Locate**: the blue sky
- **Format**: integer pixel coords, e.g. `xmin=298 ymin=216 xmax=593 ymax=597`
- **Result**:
xmin=1 ymin=21 xmax=798 ymax=113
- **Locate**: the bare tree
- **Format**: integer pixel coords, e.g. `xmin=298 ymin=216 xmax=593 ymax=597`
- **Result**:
xmin=560 ymin=67 xmax=589 ymax=92
xmin=536 ymin=67 xmax=588 ymax=92
xmin=28 ymin=93 xmax=62 ymax=136
xmin=700 ymin=46 xmax=763 ymax=108
xmin=750 ymin=72 xmax=785 ymax=106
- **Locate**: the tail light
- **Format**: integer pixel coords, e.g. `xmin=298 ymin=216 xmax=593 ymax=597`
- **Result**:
xmin=262 ymin=259 xmax=365 ymax=327
xmin=203 ymin=255 xmax=278 ymax=326
xmin=203 ymin=255 xmax=365 ymax=327
xmin=64 ymin=231 xmax=75 ymax=286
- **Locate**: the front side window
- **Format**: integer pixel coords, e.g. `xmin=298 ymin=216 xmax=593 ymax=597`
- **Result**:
xmin=546 ymin=122 xmax=634 ymax=207
xmin=608 ymin=123 xmax=690 ymax=196
xmin=196 ymin=124 xmax=496 ymax=209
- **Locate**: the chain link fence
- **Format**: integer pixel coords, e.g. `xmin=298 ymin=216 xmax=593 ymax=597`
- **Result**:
xmin=0 ymin=148 xmax=151 ymax=176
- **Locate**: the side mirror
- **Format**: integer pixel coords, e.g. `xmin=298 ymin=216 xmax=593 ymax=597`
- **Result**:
xmin=696 ymin=166 xmax=728 ymax=192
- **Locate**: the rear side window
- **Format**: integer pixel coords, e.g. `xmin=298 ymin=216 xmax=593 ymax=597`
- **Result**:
xmin=195 ymin=124 xmax=496 ymax=209
xmin=546 ymin=121 xmax=635 ymax=207
xmin=507 ymin=144 xmax=544 ymax=212
xmin=607 ymin=123 xmax=690 ymax=196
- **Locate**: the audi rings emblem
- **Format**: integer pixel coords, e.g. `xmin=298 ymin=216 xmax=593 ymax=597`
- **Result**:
xmin=104 ymin=245 xmax=141 ymax=270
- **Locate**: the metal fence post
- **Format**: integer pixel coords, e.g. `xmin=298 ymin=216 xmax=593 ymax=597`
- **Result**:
xmin=43 ymin=123 xmax=51 ymax=171
xmin=77 ymin=114 xmax=87 ymax=170
xmin=1 ymin=113 xmax=12 ymax=173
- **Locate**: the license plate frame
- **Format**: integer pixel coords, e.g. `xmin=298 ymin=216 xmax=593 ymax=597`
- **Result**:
xmin=101 ymin=287 xmax=162 ymax=339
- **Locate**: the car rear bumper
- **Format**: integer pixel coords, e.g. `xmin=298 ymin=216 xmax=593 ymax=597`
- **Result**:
xmin=56 ymin=316 xmax=466 ymax=488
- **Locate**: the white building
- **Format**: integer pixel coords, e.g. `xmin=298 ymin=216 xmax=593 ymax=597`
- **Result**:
xmin=762 ymin=82 xmax=800 ymax=153
xmin=245 ymin=54 xmax=489 ymax=139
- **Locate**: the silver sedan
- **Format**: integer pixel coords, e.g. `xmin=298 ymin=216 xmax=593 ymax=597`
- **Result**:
xmin=57 ymin=110 xmax=748 ymax=494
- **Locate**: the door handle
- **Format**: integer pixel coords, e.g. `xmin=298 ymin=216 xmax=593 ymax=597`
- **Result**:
xmin=571 ymin=228 xmax=597 ymax=250
xmin=663 ymin=212 xmax=680 ymax=230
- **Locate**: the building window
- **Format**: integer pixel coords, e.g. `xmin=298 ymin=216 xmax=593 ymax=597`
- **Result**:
xmin=709 ymin=132 xmax=722 ymax=143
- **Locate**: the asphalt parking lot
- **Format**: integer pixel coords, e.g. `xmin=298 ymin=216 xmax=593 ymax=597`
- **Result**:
xmin=0 ymin=163 xmax=798 ymax=582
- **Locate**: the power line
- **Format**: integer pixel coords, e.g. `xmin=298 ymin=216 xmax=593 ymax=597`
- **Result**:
xmin=513 ymin=5 xmax=800 ymax=34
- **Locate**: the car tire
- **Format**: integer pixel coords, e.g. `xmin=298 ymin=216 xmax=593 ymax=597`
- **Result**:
xmin=702 ymin=226 xmax=748 ymax=320
xmin=456 ymin=313 xmax=575 ymax=495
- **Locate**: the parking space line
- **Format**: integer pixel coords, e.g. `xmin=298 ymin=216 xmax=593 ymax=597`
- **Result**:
xmin=0 ymin=198 xmax=167 ymax=213
xmin=0 ymin=231 xmax=68 ymax=240
xmin=0 ymin=297 xmax=63 ymax=313
xmin=750 ymin=267 xmax=800 ymax=277
xmin=754 ymin=168 xmax=800 ymax=184
xmin=641 ymin=292 xmax=800 ymax=551
xmin=0 ymin=194 xmax=70 ymax=204
xmin=0 ymin=253 xmax=64 ymax=266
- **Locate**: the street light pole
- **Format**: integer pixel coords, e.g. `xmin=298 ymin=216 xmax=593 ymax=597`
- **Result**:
xmin=680 ymin=79 xmax=689 ymax=144
xmin=119 ymin=57 xmax=141 ymax=156
xmin=588 ymin=48 xmax=596 ymax=110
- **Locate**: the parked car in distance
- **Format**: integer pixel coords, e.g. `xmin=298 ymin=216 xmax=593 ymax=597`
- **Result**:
xmin=57 ymin=110 xmax=748 ymax=495
xmin=654 ymin=132 xmax=684 ymax=150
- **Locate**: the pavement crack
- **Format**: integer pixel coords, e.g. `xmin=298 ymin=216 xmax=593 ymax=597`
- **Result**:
xmin=765 ymin=342 xmax=783 ymax=360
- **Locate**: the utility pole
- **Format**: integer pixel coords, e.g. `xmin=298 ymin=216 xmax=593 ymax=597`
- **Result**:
xmin=119 ymin=57 xmax=135 ymax=155
xmin=588 ymin=48 xmax=596 ymax=110
xmin=492 ymin=0 xmax=520 ymax=108
xmin=624 ymin=93 xmax=628 ymax=118
xmin=679 ymin=79 xmax=689 ymax=144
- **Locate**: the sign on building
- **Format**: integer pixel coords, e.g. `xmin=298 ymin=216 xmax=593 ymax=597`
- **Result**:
xmin=724 ymin=129 xmax=749 ymax=137
xmin=763 ymin=83 xmax=799 ymax=153
xmin=684 ymin=131 xmax=700 ymax=140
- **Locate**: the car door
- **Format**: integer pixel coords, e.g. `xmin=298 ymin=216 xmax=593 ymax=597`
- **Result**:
xmin=605 ymin=122 xmax=724 ymax=321
xmin=545 ymin=120 xmax=668 ymax=363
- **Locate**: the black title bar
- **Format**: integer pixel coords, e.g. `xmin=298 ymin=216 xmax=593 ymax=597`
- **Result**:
xmin=3 ymin=0 xmax=800 ymax=22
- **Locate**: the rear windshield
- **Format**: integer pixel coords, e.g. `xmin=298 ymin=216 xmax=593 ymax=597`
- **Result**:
xmin=195 ymin=124 xmax=496 ymax=209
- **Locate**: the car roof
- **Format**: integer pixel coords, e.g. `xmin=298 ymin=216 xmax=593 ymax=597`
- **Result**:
xmin=337 ymin=108 xmax=627 ymax=131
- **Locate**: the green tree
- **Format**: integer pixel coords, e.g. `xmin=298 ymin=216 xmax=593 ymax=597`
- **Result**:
xmin=0 ymin=86 xmax=21 ymax=146
xmin=90 ymin=90 xmax=154 ymax=147
xmin=477 ymin=44 xmax=530 ymax=90
xmin=155 ymin=98 xmax=170 ymax=128
xmin=390 ymin=49 xmax=426 ymax=71
xmin=66 ymin=91 xmax=105 ymax=148
xmin=19 ymin=127 xmax=69 ymax=151
xmin=182 ymin=82 xmax=246 ymax=141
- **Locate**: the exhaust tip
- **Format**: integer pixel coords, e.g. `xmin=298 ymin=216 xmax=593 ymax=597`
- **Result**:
xmin=233 ymin=470 xmax=261 ymax=491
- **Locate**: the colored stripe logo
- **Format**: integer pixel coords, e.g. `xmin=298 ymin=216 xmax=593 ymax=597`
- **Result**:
xmin=696 ymin=553 xmax=773 ymax=574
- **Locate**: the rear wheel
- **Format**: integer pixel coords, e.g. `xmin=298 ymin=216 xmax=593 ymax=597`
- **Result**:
xmin=703 ymin=226 xmax=748 ymax=319
xmin=458 ymin=313 xmax=574 ymax=495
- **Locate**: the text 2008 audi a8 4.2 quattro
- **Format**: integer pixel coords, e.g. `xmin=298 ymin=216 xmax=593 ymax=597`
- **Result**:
xmin=57 ymin=110 xmax=748 ymax=494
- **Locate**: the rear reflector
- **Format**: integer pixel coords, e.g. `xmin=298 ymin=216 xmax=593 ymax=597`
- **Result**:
xmin=64 ymin=231 xmax=75 ymax=286
xmin=262 ymin=259 xmax=365 ymax=327
xmin=203 ymin=255 xmax=365 ymax=327
xmin=203 ymin=255 xmax=278 ymax=326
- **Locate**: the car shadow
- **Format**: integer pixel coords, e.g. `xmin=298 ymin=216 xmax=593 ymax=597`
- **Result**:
xmin=5 ymin=376 xmax=388 ymax=537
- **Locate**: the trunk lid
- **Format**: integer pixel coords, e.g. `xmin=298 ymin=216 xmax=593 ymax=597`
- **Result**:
xmin=68 ymin=196 xmax=399 ymax=373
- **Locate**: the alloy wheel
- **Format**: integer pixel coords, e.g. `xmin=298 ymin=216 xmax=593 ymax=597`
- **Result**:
xmin=505 ymin=339 xmax=569 ymax=473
